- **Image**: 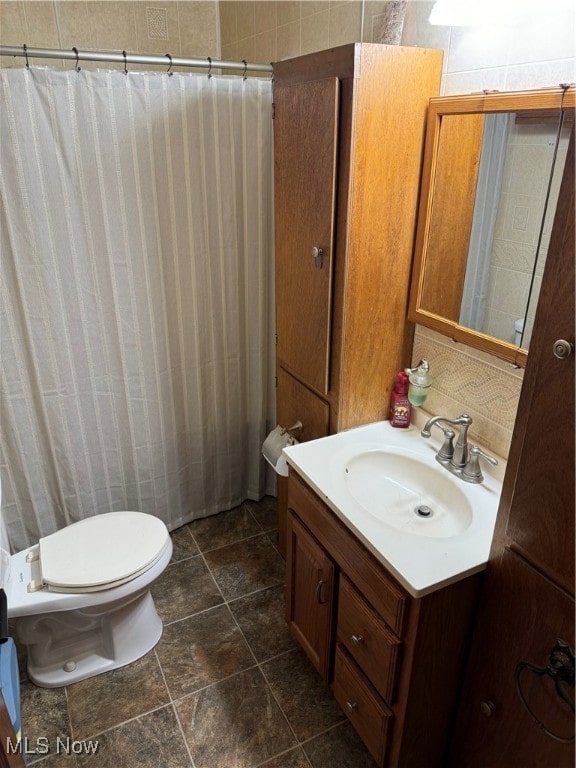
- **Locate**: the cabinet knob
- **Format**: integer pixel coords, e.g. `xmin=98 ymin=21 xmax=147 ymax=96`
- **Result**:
xmin=351 ymin=634 xmax=364 ymax=647
xmin=480 ymin=700 xmax=495 ymax=717
xmin=553 ymin=339 xmax=574 ymax=360
xmin=315 ymin=579 xmax=328 ymax=604
xmin=311 ymin=246 xmax=323 ymax=270
xmin=346 ymin=701 xmax=358 ymax=712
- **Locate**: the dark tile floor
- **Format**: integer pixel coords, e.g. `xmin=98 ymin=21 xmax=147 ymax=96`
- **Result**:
xmin=15 ymin=497 xmax=377 ymax=767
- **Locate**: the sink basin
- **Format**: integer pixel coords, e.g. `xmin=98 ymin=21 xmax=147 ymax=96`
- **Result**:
xmin=342 ymin=449 xmax=473 ymax=538
xmin=283 ymin=420 xmax=503 ymax=596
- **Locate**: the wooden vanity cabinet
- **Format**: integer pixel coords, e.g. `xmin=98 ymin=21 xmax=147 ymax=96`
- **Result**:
xmin=273 ymin=44 xmax=442 ymax=556
xmin=286 ymin=471 xmax=481 ymax=767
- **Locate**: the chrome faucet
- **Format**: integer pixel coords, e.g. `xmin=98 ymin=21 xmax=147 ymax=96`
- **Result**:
xmin=421 ymin=413 xmax=497 ymax=483
xmin=421 ymin=413 xmax=472 ymax=468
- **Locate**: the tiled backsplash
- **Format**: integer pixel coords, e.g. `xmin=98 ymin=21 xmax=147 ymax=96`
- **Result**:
xmin=412 ymin=326 xmax=524 ymax=459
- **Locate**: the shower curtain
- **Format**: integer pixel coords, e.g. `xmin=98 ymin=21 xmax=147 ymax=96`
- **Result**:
xmin=459 ymin=113 xmax=511 ymax=331
xmin=0 ymin=67 xmax=274 ymax=551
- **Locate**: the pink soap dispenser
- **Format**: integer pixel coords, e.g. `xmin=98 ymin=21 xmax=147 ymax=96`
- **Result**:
xmin=389 ymin=371 xmax=411 ymax=428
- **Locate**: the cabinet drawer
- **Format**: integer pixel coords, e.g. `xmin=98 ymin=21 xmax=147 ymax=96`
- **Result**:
xmin=337 ymin=574 xmax=401 ymax=703
xmin=333 ymin=645 xmax=392 ymax=766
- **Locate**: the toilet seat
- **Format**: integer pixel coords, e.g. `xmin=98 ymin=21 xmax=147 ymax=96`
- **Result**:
xmin=35 ymin=511 xmax=170 ymax=593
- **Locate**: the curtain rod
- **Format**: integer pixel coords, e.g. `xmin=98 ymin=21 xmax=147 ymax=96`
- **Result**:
xmin=0 ymin=44 xmax=273 ymax=75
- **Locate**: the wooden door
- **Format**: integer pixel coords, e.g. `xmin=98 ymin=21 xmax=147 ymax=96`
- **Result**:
xmin=274 ymin=78 xmax=339 ymax=395
xmin=285 ymin=512 xmax=335 ymax=681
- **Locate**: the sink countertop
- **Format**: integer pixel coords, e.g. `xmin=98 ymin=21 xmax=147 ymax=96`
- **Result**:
xmin=282 ymin=417 xmax=505 ymax=598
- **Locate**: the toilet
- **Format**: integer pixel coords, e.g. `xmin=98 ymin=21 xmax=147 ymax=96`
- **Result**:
xmin=0 ymin=508 xmax=172 ymax=688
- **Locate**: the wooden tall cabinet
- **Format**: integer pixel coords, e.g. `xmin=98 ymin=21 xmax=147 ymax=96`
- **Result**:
xmin=273 ymin=44 xmax=443 ymax=554
xmin=449 ymin=123 xmax=575 ymax=766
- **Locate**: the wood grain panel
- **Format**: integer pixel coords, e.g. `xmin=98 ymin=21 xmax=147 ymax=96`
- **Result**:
xmin=337 ymin=44 xmax=443 ymax=429
xmin=274 ymin=77 xmax=339 ymax=395
xmin=272 ymin=43 xmax=357 ymax=86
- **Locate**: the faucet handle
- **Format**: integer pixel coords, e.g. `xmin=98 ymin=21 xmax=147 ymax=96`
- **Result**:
xmin=462 ymin=446 xmax=498 ymax=484
xmin=437 ymin=428 xmax=455 ymax=464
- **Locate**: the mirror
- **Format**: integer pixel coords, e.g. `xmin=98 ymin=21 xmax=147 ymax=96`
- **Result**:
xmin=409 ymin=86 xmax=575 ymax=367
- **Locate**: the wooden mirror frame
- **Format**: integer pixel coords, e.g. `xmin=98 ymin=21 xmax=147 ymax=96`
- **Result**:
xmin=408 ymin=85 xmax=575 ymax=367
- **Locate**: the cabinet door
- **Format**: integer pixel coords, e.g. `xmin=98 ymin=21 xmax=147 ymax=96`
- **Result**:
xmin=450 ymin=550 xmax=575 ymax=767
xmin=274 ymin=78 xmax=339 ymax=395
xmin=285 ymin=511 xmax=335 ymax=681
xmin=277 ymin=367 xmax=330 ymax=443
xmin=504 ymin=126 xmax=575 ymax=593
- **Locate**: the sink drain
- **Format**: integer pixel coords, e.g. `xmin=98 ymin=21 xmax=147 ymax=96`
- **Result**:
xmin=414 ymin=504 xmax=433 ymax=518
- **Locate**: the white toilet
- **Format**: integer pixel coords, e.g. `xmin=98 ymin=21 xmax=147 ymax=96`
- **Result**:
xmin=0 ymin=508 xmax=172 ymax=688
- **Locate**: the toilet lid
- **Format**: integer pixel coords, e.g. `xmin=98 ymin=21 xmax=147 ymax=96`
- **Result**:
xmin=38 ymin=511 xmax=169 ymax=592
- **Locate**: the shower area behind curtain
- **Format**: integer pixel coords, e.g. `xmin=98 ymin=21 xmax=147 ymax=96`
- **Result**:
xmin=0 ymin=67 xmax=274 ymax=552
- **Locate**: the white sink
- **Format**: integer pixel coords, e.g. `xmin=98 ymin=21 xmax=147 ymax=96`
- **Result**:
xmin=283 ymin=419 xmax=504 ymax=597
xmin=342 ymin=449 xmax=473 ymax=538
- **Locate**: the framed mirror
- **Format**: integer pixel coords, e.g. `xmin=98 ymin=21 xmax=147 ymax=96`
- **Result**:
xmin=408 ymin=86 xmax=575 ymax=367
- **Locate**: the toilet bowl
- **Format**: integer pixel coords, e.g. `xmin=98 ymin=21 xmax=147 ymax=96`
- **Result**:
xmin=1 ymin=510 xmax=172 ymax=688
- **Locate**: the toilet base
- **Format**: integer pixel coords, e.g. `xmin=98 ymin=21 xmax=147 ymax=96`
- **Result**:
xmin=15 ymin=589 xmax=163 ymax=688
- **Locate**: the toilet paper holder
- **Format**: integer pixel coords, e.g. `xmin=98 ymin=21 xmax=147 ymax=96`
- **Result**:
xmin=262 ymin=422 xmax=303 ymax=477
xmin=280 ymin=421 xmax=303 ymax=436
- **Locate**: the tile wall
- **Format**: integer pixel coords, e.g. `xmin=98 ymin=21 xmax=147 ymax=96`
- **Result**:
xmin=0 ymin=1 xmax=220 ymax=71
xmin=218 ymin=0 xmax=404 ymax=62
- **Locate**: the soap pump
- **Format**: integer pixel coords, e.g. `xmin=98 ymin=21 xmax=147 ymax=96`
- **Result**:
xmin=389 ymin=371 xmax=411 ymax=428
xmin=404 ymin=359 xmax=432 ymax=407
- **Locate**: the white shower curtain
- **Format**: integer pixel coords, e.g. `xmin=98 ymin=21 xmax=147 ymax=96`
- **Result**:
xmin=0 ymin=67 xmax=275 ymax=551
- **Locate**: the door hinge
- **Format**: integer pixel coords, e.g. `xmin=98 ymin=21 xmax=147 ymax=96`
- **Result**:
xmin=275 ymin=376 xmax=278 ymax=388
xmin=272 ymin=102 xmax=276 ymax=120
xmin=275 ymin=333 xmax=278 ymax=346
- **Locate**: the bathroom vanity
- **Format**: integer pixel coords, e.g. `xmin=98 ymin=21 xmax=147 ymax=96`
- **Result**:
xmin=283 ymin=421 xmax=503 ymax=767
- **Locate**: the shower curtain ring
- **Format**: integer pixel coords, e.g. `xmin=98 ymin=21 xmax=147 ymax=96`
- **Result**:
xmin=165 ymin=53 xmax=173 ymax=77
xmin=242 ymin=60 xmax=247 ymax=80
xmin=122 ymin=50 xmax=128 ymax=76
xmin=23 ymin=43 xmax=29 ymax=69
xmin=207 ymin=56 xmax=212 ymax=79
xmin=72 ymin=47 xmax=81 ymax=72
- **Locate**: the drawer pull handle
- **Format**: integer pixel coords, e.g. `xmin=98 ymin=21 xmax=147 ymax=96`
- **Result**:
xmin=345 ymin=701 xmax=358 ymax=712
xmin=351 ymin=634 xmax=364 ymax=647
xmin=315 ymin=579 xmax=328 ymax=604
